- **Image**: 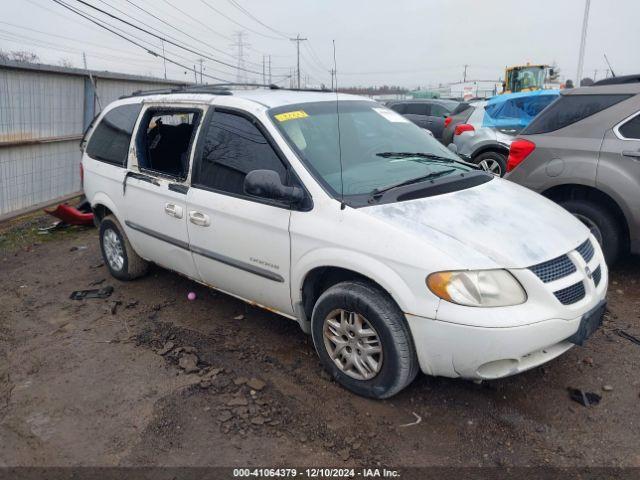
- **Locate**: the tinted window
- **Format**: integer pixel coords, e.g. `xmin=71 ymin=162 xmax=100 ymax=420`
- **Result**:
xmin=196 ymin=112 xmax=287 ymax=196
xmin=86 ymin=104 xmax=142 ymax=166
xmin=404 ymin=103 xmax=429 ymax=116
xmin=524 ymin=94 xmax=631 ymax=135
xmin=619 ymin=113 xmax=640 ymax=139
xmin=429 ymin=104 xmax=449 ymax=117
xmin=389 ymin=103 xmax=406 ymax=114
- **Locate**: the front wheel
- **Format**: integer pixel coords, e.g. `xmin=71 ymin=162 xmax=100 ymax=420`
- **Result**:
xmin=311 ymin=281 xmax=419 ymax=399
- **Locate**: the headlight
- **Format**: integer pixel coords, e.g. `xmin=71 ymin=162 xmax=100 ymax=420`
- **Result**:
xmin=426 ymin=270 xmax=526 ymax=307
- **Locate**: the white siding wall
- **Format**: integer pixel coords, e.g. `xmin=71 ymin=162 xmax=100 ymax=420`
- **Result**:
xmin=0 ymin=65 xmax=181 ymax=217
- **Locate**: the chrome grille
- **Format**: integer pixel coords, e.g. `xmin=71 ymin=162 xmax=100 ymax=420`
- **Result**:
xmin=529 ymin=254 xmax=576 ymax=283
xmin=592 ymin=265 xmax=602 ymax=286
xmin=553 ymin=281 xmax=586 ymax=305
xmin=576 ymin=239 xmax=595 ymax=263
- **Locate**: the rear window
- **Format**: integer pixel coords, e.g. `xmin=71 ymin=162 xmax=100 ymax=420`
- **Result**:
xmin=86 ymin=104 xmax=142 ymax=166
xmin=523 ymin=94 xmax=631 ymax=135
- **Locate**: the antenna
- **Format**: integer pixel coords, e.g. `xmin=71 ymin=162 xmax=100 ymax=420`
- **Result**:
xmin=604 ymin=54 xmax=616 ymax=77
xmin=333 ymin=39 xmax=345 ymax=210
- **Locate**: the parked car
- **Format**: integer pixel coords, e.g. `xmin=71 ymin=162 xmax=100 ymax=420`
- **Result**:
xmin=449 ymin=91 xmax=560 ymax=176
xmin=386 ymin=99 xmax=460 ymax=140
xmin=82 ymin=85 xmax=607 ymax=399
xmin=506 ymin=82 xmax=640 ymax=265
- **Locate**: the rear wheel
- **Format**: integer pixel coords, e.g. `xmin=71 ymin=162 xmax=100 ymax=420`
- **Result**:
xmin=311 ymin=281 xmax=419 ymax=399
xmin=474 ymin=151 xmax=507 ymax=177
xmin=99 ymin=215 xmax=149 ymax=281
xmin=560 ymin=199 xmax=621 ymax=265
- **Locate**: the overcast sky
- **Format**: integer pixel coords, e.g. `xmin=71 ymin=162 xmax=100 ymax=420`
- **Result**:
xmin=1 ymin=0 xmax=638 ymax=88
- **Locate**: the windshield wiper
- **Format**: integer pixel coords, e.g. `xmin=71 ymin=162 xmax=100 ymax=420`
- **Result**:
xmin=371 ymin=168 xmax=457 ymax=198
xmin=376 ymin=151 xmax=455 ymax=162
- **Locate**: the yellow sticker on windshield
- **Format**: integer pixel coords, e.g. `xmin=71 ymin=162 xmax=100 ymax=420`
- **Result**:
xmin=274 ymin=110 xmax=309 ymax=122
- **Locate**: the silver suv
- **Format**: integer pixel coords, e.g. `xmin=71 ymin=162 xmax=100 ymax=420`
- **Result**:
xmin=506 ymin=82 xmax=640 ymax=264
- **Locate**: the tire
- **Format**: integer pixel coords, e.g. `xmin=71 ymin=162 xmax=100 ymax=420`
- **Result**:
xmin=560 ymin=199 xmax=622 ymax=265
xmin=311 ymin=280 xmax=419 ymax=399
xmin=474 ymin=151 xmax=507 ymax=177
xmin=99 ymin=215 xmax=149 ymax=281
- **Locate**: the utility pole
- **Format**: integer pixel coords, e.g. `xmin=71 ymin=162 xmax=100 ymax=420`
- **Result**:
xmin=262 ymin=55 xmax=266 ymax=85
xmin=268 ymin=55 xmax=272 ymax=84
xmin=161 ymin=40 xmax=167 ymax=80
xmin=197 ymin=59 xmax=205 ymax=84
xmin=290 ymin=34 xmax=308 ymax=89
xmin=82 ymin=52 xmax=88 ymax=70
xmin=576 ymin=0 xmax=591 ymax=86
xmin=193 ymin=65 xmax=197 ymax=84
xmin=463 ymin=64 xmax=469 ymax=83
xmin=231 ymin=31 xmax=249 ymax=84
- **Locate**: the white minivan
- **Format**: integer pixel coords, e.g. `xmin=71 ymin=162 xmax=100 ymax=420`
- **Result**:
xmin=82 ymin=86 xmax=608 ymax=398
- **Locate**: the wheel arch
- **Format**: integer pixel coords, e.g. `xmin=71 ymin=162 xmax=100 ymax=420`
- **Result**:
xmin=471 ymin=143 xmax=510 ymax=160
xmin=293 ymin=250 xmax=416 ymax=333
xmin=541 ymin=183 xmax=630 ymax=246
xmin=90 ymin=192 xmax=119 ymax=225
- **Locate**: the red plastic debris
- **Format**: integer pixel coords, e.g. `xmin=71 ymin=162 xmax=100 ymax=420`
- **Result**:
xmin=44 ymin=204 xmax=94 ymax=226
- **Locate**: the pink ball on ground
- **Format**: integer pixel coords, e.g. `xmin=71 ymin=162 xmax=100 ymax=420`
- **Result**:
xmin=187 ymin=292 xmax=196 ymax=301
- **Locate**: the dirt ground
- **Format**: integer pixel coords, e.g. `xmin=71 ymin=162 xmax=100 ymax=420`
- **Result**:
xmin=1 ymin=213 xmax=639 ymax=468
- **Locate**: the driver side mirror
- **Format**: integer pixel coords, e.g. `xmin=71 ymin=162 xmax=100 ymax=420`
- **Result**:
xmin=244 ymin=169 xmax=304 ymax=204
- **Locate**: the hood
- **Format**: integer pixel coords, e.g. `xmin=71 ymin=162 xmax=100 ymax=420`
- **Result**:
xmin=361 ymin=178 xmax=589 ymax=269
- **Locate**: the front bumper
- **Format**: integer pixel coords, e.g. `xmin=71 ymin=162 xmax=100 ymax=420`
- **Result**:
xmin=406 ymin=313 xmax=583 ymax=379
xmin=406 ymin=235 xmax=608 ymax=380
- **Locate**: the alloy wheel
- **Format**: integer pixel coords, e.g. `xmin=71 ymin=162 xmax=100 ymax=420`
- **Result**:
xmin=478 ymin=158 xmax=503 ymax=176
xmin=322 ymin=309 xmax=383 ymax=380
xmin=103 ymin=228 xmax=125 ymax=272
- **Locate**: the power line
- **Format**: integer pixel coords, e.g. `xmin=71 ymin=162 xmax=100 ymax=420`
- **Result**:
xmin=50 ymin=0 xmax=233 ymax=82
xmin=198 ymin=0 xmax=284 ymax=41
xmin=61 ymin=0 xmax=271 ymax=77
xmin=95 ymin=0 xmax=247 ymax=67
xmin=225 ymin=0 xmax=291 ymax=39
xmin=304 ymin=41 xmax=328 ymax=71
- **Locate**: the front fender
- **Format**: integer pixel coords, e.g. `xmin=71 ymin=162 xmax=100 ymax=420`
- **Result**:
xmin=292 ymin=247 xmax=420 ymax=315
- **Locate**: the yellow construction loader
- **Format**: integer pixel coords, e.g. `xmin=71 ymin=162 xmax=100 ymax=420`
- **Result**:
xmin=502 ymin=64 xmax=556 ymax=94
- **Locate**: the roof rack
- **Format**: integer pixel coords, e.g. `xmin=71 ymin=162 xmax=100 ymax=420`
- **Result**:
xmin=121 ymin=82 xmax=332 ymax=99
xmin=592 ymin=74 xmax=640 ymax=86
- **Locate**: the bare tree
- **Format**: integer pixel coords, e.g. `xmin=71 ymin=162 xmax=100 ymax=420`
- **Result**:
xmin=0 ymin=50 xmax=40 ymax=63
xmin=59 ymin=57 xmax=74 ymax=68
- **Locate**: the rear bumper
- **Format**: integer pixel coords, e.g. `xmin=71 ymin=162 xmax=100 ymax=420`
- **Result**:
xmin=405 ymin=313 xmax=585 ymax=380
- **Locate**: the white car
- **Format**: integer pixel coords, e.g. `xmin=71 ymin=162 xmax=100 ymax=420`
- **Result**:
xmin=82 ymin=85 xmax=608 ymax=399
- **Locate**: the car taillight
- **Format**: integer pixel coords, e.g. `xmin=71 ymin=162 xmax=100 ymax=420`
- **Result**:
xmin=444 ymin=117 xmax=452 ymax=128
xmin=507 ymin=139 xmax=536 ymax=172
xmin=454 ymin=123 xmax=474 ymax=136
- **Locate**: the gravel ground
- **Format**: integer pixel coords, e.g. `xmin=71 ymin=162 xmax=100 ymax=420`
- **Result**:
xmin=1 ymin=214 xmax=639 ymax=467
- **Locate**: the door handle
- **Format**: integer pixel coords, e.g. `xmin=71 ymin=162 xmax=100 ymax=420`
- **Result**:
xmin=622 ymin=150 xmax=640 ymax=159
xmin=164 ymin=203 xmax=183 ymax=218
xmin=189 ymin=211 xmax=210 ymax=227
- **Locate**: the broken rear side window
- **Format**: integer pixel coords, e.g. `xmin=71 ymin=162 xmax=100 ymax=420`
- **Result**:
xmin=137 ymin=109 xmax=201 ymax=180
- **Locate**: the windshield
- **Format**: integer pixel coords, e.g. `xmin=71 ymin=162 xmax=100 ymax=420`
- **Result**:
xmin=509 ymin=67 xmax=546 ymax=92
xmin=268 ymin=101 xmax=471 ymax=197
